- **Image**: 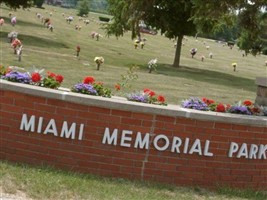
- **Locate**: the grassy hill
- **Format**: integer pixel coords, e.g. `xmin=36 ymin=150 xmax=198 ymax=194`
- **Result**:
xmin=0 ymin=4 xmax=266 ymax=104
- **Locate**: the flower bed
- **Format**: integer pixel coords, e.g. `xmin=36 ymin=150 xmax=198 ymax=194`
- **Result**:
xmin=181 ymin=97 xmax=267 ymax=116
xmin=0 ymin=66 xmax=64 ymax=89
xmin=1 ymin=65 xmax=266 ymax=117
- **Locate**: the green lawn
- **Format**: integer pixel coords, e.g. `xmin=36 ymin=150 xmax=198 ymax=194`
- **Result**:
xmin=0 ymin=4 xmax=266 ymax=104
xmin=1 ymin=161 xmax=266 ymax=200
xmin=1 ymin=4 xmax=267 ymax=200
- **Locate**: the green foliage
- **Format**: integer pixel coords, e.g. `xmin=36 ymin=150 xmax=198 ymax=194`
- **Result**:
xmin=192 ymin=0 xmax=267 ymax=56
xmin=115 ymin=66 xmax=139 ymax=94
xmin=77 ymin=0 xmax=90 ymax=17
xmin=99 ymin=16 xmax=110 ymax=22
xmin=33 ymin=0 xmax=44 ymax=8
xmin=0 ymin=0 xmax=33 ymax=9
xmin=93 ymin=82 xmax=112 ymax=97
xmin=106 ymin=0 xmax=197 ymax=67
xmin=262 ymin=47 xmax=267 ymax=55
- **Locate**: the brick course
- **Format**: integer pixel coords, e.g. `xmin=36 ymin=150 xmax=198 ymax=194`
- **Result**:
xmin=0 ymin=80 xmax=266 ymax=190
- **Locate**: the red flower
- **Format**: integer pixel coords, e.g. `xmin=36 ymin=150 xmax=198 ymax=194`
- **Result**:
xmin=157 ymin=95 xmax=165 ymax=103
xmin=202 ymin=97 xmax=207 ymax=103
xmin=243 ymin=100 xmax=253 ymax=106
xmin=115 ymin=83 xmax=121 ymax=91
xmin=216 ymin=103 xmax=226 ymax=112
xmin=148 ymin=90 xmax=155 ymax=97
xmin=143 ymin=88 xmax=150 ymax=93
xmin=144 ymin=88 xmax=155 ymax=97
xmin=47 ymin=71 xmax=56 ymax=78
xmin=55 ymin=75 xmax=64 ymax=83
xmin=83 ymin=76 xmax=95 ymax=84
xmin=207 ymin=99 xmax=215 ymax=105
xmin=31 ymin=72 xmax=41 ymax=82
xmin=202 ymin=97 xmax=215 ymax=105
xmin=226 ymin=104 xmax=231 ymax=111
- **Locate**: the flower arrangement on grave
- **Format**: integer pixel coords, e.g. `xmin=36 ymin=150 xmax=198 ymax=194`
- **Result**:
xmin=71 ymin=76 xmax=111 ymax=98
xmin=232 ymin=62 xmax=237 ymax=71
xmin=148 ymin=58 xmax=157 ymax=73
xmin=94 ymin=56 xmax=104 ymax=70
xmin=126 ymin=88 xmax=167 ymax=105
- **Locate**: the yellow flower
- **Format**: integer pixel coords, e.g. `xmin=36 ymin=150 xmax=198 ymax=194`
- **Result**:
xmin=232 ymin=62 xmax=237 ymax=67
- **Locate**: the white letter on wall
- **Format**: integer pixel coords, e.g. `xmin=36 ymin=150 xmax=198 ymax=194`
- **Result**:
xmin=20 ymin=114 xmax=35 ymax=132
xmin=134 ymin=132 xmax=150 ymax=149
xmin=78 ymin=124 xmax=84 ymax=140
xmin=171 ymin=137 xmax=182 ymax=153
xmin=237 ymin=143 xmax=248 ymax=158
xmin=249 ymin=144 xmax=258 ymax=159
xmin=153 ymin=134 xmax=169 ymax=151
xmin=60 ymin=122 xmax=76 ymax=139
xmin=120 ymin=130 xmax=132 ymax=147
xmin=102 ymin=127 xmax=118 ymax=145
xmin=204 ymin=140 xmax=213 ymax=157
xmin=228 ymin=142 xmax=239 ymax=157
xmin=189 ymin=139 xmax=202 ymax=155
xmin=258 ymin=144 xmax=267 ymax=159
xmin=43 ymin=119 xmax=58 ymax=136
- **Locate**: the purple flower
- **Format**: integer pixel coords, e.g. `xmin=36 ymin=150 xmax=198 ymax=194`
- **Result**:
xmin=3 ymin=71 xmax=31 ymax=84
xmin=228 ymin=105 xmax=252 ymax=115
xmin=181 ymin=97 xmax=209 ymax=111
xmin=72 ymin=83 xmax=97 ymax=95
xmin=127 ymin=92 xmax=149 ymax=103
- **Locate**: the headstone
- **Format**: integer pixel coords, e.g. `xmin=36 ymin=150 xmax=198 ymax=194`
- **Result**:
xmin=255 ymin=77 xmax=267 ymax=106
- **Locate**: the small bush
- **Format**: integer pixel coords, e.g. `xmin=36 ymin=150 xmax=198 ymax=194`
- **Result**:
xmin=99 ymin=16 xmax=110 ymax=22
xmin=261 ymin=47 xmax=267 ymax=55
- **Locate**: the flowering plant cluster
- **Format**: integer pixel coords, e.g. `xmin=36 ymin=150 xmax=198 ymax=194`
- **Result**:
xmin=94 ymin=56 xmax=104 ymax=70
xmin=148 ymin=58 xmax=157 ymax=73
xmin=181 ymin=97 xmax=267 ymax=116
xmin=114 ymin=66 xmax=139 ymax=93
xmin=181 ymin=97 xmax=209 ymax=111
xmin=42 ymin=71 xmax=64 ymax=89
xmin=0 ymin=66 xmax=64 ymax=89
xmin=71 ymin=76 xmax=111 ymax=98
xmin=127 ymin=88 xmax=167 ymax=105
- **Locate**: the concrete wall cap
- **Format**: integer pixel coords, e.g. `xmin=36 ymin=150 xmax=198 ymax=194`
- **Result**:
xmin=255 ymin=77 xmax=267 ymax=87
xmin=1 ymin=79 xmax=267 ymax=127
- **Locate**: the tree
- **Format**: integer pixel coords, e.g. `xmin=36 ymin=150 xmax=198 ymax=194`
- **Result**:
xmin=191 ymin=0 xmax=267 ymax=55
xmin=0 ymin=0 xmax=33 ymax=9
xmin=77 ymin=0 xmax=90 ymax=17
xmin=106 ymin=0 xmax=197 ymax=68
xmin=33 ymin=0 xmax=44 ymax=8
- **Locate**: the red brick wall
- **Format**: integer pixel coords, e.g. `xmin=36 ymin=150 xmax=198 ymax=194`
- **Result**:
xmin=1 ymin=86 xmax=266 ymax=190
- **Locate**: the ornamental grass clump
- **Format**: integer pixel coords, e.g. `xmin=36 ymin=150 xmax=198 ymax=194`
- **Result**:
xmin=127 ymin=88 xmax=167 ymax=105
xmin=71 ymin=76 xmax=111 ymax=98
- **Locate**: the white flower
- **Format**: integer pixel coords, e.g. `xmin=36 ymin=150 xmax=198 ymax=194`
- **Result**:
xmin=94 ymin=56 xmax=104 ymax=64
xmin=148 ymin=58 xmax=157 ymax=69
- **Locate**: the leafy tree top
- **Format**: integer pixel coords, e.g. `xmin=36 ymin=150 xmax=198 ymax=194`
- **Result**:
xmin=0 ymin=0 xmax=33 ymax=9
